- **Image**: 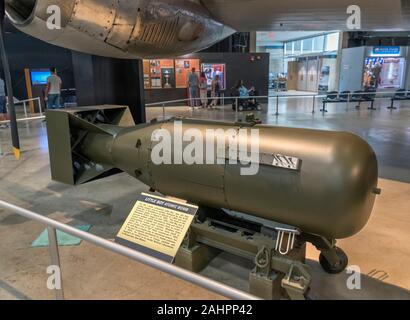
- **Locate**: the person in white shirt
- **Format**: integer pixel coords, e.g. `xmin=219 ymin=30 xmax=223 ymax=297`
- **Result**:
xmin=199 ymin=72 xmax=208 ymax=108
xmin=45 ymin=67 xmax=62 ymax=109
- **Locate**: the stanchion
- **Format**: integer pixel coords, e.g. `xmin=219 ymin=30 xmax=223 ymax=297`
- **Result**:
xmin=312 ymin=96 xmax=316 ymax=114
xmin=38 ymin=98 xmax=44 ymax=117
xmin=0 ymin=135 xmax=3 ymax=156
xmin=387 ymin=100 xmax=397 ymax=110
xmin=320 ymin=101 xmax=328 ymax=113
xmin=275 ymin=95 xmax=279 ymax=116
xmin=23 ymin=101 xmax=28 ymax=119
xmin=367 ymin=101 xmax=377 ymax=110
xmin=235 ymin=98 xmax=239 ymax=115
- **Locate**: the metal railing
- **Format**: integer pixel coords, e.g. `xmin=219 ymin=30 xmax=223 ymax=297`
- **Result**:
xmin=0 ymin=97 xmax=43 ymax=123
xmin=2 ymin=90 xmax=409 ymax=124
xmin=0 ymin=200 xmax=259 ymax=301
xmin=145 ymin=90 xmax=410 ymax=119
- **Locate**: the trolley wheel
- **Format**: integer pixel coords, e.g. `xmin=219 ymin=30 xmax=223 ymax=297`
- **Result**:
xmin=319 ymin=247 xmax=348 ymax=274
xmin=238 ymin=105 xmax=244 ymax=112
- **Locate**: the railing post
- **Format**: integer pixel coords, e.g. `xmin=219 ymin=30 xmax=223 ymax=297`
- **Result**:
xmin=38 ymin=98 xmax=43 ymax=117
xmin=235 ymin=98 xmax=238 ymax=115
xmin=162 ymin=104 xmax=165 ymax=120
xmin=320 ymin=98 xmax=328 ymax=113
xmin=47 ymin=227 xmax=64 ymax=300
xmin=312 ymin=96 xmax=316 ymax=114
xmin=23 ymin=101 xmax=28 ymax=119
xmin=0 ymin=200 xmax=259 ymax=300
xmin=275 ymin=95 xmax=279 ymax=116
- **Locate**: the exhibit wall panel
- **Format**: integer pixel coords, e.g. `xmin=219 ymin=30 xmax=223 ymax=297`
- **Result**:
xmin=220 ymin=53 xmax=269 ymax=95
xmin=144 ymin=53 xmax=270 ymax=104
xmin=72 ymin=54 xmax=146 ymax=124
xmin=306 ymin=58 xmax=319 ymax=92
xmin=320 ymin=57 xmax=339 ymax=92
xmin=363 ymin=46 xmax=408 ymax=90
xmin=339 ymin=46 xmax=410 ymax=92
xmin=0 ymin=31 xmax=75 ymax=100
xmin=339 ymin=47 xmax=366 ymax=92
xmin=297 ymin=60 xmax=307 ymax=91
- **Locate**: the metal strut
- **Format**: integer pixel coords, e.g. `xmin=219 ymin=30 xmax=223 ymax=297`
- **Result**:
xmin=275 ymin=227 xmax=300 ymax=255
xmin=0 ymin=0 xmax=20 ymax=159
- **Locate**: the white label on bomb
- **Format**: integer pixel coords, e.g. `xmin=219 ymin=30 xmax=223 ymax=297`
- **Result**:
xmin=272 ymin=154 xmax=301 ymax=171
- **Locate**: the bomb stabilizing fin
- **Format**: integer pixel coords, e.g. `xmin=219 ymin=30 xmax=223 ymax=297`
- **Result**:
xmin=46 ymin=105 xmax=134 ymax=185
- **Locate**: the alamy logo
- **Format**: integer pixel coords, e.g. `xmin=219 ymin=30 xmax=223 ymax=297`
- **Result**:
xmin=346 ymin=266 xmax=390 ymax=290
xmin=46 ymin=5 xmax=61 ymax=30
xmin=347 ymin=5 xmax=362 ymax=30
xmin=47 ymin=265 xmax=62 ymax=290
xmin=346 ymin=265 xmax=362 ymax=290
xmin=151 ymin=121 xmax=260 ymax=176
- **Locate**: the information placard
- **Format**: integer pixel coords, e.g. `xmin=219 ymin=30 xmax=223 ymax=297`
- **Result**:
xmin=115 ymin=193 xmax=198 ymax=262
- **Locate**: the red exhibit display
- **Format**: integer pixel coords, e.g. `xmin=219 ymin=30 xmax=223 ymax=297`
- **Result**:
xmin=363 ymin=57 xmax=406 ymax=90
xmin=379 ymin=58 xmax=406 ymax=89
xmin=201 ymin=63 xmax=226 ymax=90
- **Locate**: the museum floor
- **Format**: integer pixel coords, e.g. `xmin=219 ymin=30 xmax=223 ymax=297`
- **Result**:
xmin=0 ymin=98 xmax=410 ymax=299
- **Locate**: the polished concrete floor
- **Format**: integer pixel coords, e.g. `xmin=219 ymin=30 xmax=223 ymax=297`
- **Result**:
xmin=0 ymin=96 xmax=410 ymax=300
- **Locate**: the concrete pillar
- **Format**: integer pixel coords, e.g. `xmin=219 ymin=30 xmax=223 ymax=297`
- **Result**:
xmin=335 ymin=32 xmax=345 ymax=92
xmin=249 ymin=32 xmax=257 ymax=53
